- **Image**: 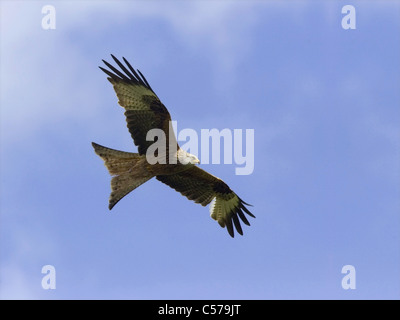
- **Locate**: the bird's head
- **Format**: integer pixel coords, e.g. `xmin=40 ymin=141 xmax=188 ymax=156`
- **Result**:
xmin=188 ymin=154 xmax=200 ymax=165
xmin=178 ymin=150 xmax=200 ymax=165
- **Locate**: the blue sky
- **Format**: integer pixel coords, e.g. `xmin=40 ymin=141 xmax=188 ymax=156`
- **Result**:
xmin=1 ymin=0 xmax=399 ymax=299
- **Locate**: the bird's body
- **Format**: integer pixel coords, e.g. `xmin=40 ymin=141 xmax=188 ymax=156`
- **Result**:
xmin=92 ymin=55 xmax=255 ymax=237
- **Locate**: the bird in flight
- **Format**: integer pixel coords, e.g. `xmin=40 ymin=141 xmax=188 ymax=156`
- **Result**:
xmin=92 ymin=55 xmax=255 ymax=237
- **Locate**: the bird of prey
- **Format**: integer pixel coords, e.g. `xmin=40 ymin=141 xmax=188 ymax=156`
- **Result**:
xmin=92 ymin=55 xmax=255 ymax=237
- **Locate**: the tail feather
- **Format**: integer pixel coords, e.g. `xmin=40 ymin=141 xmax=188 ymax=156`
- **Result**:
xmin=92 ymin=142 xmax=154 ymax=209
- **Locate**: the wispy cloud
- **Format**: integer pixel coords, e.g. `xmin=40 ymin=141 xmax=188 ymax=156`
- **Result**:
xmin=0 ymin=1 xmax=265 ymax=145
xmin=0 ymin=263 xmax=37 ymax=299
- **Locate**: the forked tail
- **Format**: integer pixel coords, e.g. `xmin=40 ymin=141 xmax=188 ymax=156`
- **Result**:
xmin=92 ymin=142 xmax=154 ymax=209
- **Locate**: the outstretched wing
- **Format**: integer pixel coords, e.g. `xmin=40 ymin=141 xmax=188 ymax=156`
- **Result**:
xmin=99 ymin=55 xmax=178 ymax=155
xmin=156 ymin=166 xmax=255 ymax=237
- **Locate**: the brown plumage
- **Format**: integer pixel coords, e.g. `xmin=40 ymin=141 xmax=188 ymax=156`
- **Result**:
xmin=92 ymin=55 xmax=255 ymax=237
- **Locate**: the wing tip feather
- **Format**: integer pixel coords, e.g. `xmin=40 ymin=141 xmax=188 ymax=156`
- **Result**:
xmin=210 ymin=195 xmax=254 ymax=238
xmin=99 ymin=55 xmax=154 ymax=92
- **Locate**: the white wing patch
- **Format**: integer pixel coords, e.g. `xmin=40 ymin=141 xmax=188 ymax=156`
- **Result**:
xmin=209 ymin=195 xmax=239 ymax=227
xmin=114 ymin=82 xmax=156 ymax=110
xmin=209 ymin=194 xmax=254 ymax=237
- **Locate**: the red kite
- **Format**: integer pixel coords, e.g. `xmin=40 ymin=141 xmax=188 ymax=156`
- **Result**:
xmin=92 ymin=55 xmax=254 ymax=237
